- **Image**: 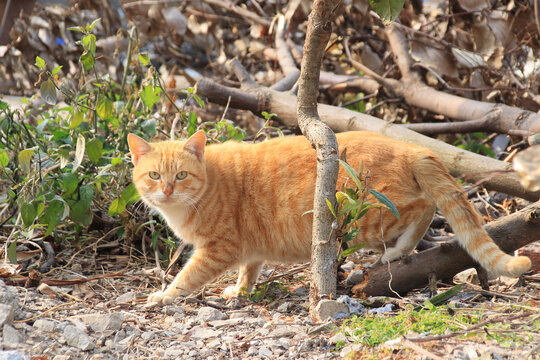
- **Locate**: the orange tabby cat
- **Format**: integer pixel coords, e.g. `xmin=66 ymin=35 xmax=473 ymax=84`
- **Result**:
xmin=128 ymin=131 xmax=531 ymax=305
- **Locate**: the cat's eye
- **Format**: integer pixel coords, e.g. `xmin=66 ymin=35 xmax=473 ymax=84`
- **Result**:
xmin=149 ymin=171 xmax=160 ymax=180
xmin=176 ymin=171 xmax=188 ymax=180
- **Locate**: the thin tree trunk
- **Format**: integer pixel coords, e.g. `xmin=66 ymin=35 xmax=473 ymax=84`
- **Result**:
xmin=295 ymin=2 xmax=340 ymax=318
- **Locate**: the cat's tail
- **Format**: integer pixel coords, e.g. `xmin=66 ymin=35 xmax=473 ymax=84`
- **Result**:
xmin=412 ymin=154 xmax=531 ymax=277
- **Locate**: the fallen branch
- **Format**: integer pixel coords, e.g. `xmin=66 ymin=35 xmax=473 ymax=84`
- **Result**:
xmin=382 ymin=24 xmax=540 ymax=133
xmin=196 ymin=78 xmax=540 ymax=201
xmin=351 ymin=200 xmax=540 ymax=298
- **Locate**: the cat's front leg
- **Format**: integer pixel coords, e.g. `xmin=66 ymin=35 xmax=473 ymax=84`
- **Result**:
xmin=222 ymin=262 xmax=264 ymax=299
xmin=147 ymin=243 xmax=238 ymax=305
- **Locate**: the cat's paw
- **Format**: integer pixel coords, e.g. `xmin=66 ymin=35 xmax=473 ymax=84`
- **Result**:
xmin=147 ymin=290 xmax=176 ymax=305
xmin=222 ymin=285 xmax=240 ymax=299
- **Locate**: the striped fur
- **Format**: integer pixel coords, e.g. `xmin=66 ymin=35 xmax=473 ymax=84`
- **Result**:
xmin=128 ymin=131 xmax=531 ymax=305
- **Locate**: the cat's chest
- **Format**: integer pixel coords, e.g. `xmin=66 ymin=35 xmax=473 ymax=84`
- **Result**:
xmin=158 ymin=207 xmax=200 ymax=244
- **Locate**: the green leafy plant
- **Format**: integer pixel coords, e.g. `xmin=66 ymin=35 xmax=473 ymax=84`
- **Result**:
xmin=326 ymin=158 xmax=400 ymax=260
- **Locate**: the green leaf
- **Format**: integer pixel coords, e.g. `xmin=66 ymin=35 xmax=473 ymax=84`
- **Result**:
xmin=20 ymin=202 xmax=37 ymax=228
xmin=187 ymin=112 xmax=198 ymax=136
xmin=192 ymin=94 xmax=205 ymax=108
xmin=343 ymin=228 xmax=360 ymax=243
xmin=86 ymin=18 xmax=101 ymax=32
xmin=339 ymin=159 xmax=362 ymax=189
xmin=326 ymin=198 xmax=337 ymax=218
xmin=120 ymin=183 xmax=140 ymax=205
xmin=369 ymin=0 xmax=404 ymax=25
xmin=73 ymin=134 xmax=85 ymax=172
xmin=140 ymin=85 xmax=161 ymax=110
xmin=0 ymin=149 xmax=9 ymax=168
xmin=69 ymin=110 xmax=84 ymax=129
xmin=138 ymin=52 xmax=151 ymax=66
xmin=86 ymin=137 xmax=103 ymax=163
xmin=35 ymin=56 xmax=46 ymax=69
xmin=61 ymin=173 xmax=79 ymax=195
xmin=141 ymin=118 xmax=157 ymax=137
xmin=42 ymin=199 xmax=66 ymax=236
xmin=109 ymin=197 xmax=126 ymax=216
xmin=18 ymin=149 xmax=34 ymax=171
xmin=111 ymin=157 xmax=123 ymax=166
xmin=67 ymin=26 xmax=85 ymax=32
xmin=96 ymin=98 xmax=113 ymax=120
xmin=51 ymin=65 xmax=63 ymax=76
xmin=0 ymin=100 xmax=8 ymax=109
xmin=80 ymin=50 xmax=95 ymax=71
xmin=369 ymin=189 xmax=400 ymax=219
xmin=40 ymin=79 xmax=57 ymax=105
xmin=79 ymin=185 xmax=94 ymax=208
xmin=340 ymin=242 xmax=368 ymax=260
xmin=82 ymin=34 xmax=96 ymax=54
xmin=8 ymin=242 xmax=17 ymax=264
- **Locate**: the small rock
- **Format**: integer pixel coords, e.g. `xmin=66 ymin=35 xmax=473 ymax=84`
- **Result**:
xmin=258 ymin=346 xmax=273 ymax=358
xmin=52 ymin=356 xmax=70 ymax=360
xmin=164 ymin=348 xmax=184 ymax=357
xmin=208 ymin=318 xmax=243 ymax=328
xmin=2 ymin=325 xmax=22 ymax=348
xmin=277 ymin=302 xmax=293 ymax=313
xmin=33 ymin=319 xmax=56 ymax=332
xmin=340 ymin=261 xmax=355 ymax=273
xmin=247 ymin=346 xmax=258 ymax=356
xmin=337 ymin=295 xmax=365 ymax=314
xmin=115 ymin=291 xmax=137 ymax=303
xmin=80 ymin=313 xmax=124 ymax=332
xmin=269 ymin=325 xmax=301 ymax=338
xmin=314 ymin=299 xmax=349 ymax=321
xmin=189 ymin=326 xmax=220 ymax=340
xmin=368 ymin=303 xmax=395 ymax=314
xmin=37 ymin=283 xmax=59 ymax=298
xmin=63 ymin=325 xmax=95 ymax=351
xmin=294 ymin=287 xmax=308 ymax=296
xmin=141 ymin=331 xmax=155 ymax=340
xmin=329 ymin=332 xmax=348 ymax=345
xmin=207 ymin=339 xmax=221 ymax=348
xmin=0 ymin=351 xmax=29 ymax=360
xmin=196 ymin=307 xmax=225 ymax=322
xmin=0 ymin=304 xmax=14 ymax=327
xmin=344 ymin=270 xmax=364 ymax=287
xmin=164 ymin=305 xmax=184 ymax=316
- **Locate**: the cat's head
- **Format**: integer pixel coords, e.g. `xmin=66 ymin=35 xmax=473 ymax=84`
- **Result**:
xmin=127 ymin=131 xmax=207 ymax=208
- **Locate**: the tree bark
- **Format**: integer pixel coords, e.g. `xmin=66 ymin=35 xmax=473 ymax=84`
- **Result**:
xmin=352 ymin=200 xmax=540 ymax=298
xmin=196 ymin=79 xmax=540 ymax=201
xmin=295 ymin=3 xmax=340 ymax=317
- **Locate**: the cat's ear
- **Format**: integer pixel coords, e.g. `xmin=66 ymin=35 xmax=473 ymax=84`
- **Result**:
xmin=127 ymin=134 xmax=152 ymax=165
xmin=183 ymin=130 xmax=206 ymax=160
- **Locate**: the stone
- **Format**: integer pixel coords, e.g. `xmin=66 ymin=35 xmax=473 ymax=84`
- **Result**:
xmin=0 ymin=351 xmax=29 ymax=360
xmin=208 ymin=318 xmax=243 ymax=328
xmin=80 ymin=313 xmax=124 ymax=332
xmin=163 ymin=305 xmax=184 ymax=316
xmin=63 ymin=325 xmax=95 ymax=351
xmin=0 ymin=304 xmax=14 ymax=327
xmin=337 ymin=295 xmax=365 ymax=315
xmin=368 ymin=303 xmax=395 ymax=314
xmin=52 ymin=356 xmax=70 ymax=360
xmin=277 ymin=302 xmax=293 ymax=313
xmin=189 ymin=326 xmax=219 ymax=340
xmin=2 ymin=325 xmax=22 ymax=348
xmin=269 ymin=325 xmax=301 ymax=338
xmin=313 ymin=299 xmax=349 ymax=321
xmin=258 ymin=346 xmax=273 ymax=358
xmin=328 ymin=332 xmax=348 ymax=344
xmin=340 ymin=261 xmax=355 ymax=273
xmin=195 ymin=307 xmax=225 ymax=322
xmin=141 ymin=331 xmax=155 ymax=340
xmin=344 ymin=270 xmax=364 ymax=287
xmin=33 ymin=319 xmax=56 ymax=332
xmin=294 ymin=287 xmax=308 ymax=296
xmin=115 ymin=291 xmax=137 ymax=303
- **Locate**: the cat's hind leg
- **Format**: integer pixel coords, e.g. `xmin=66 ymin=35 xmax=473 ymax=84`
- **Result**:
xmin=148 ymin=242 xmax=239 ymax=305
xmin=379 ymin=205 xmax=435 ymax=264
xmin=222 ymin=262 xmax=264 ymax=299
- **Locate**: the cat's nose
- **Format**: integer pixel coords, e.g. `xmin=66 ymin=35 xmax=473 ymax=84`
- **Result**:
xmin=163 ymin=184 xmax=173 ymax=197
